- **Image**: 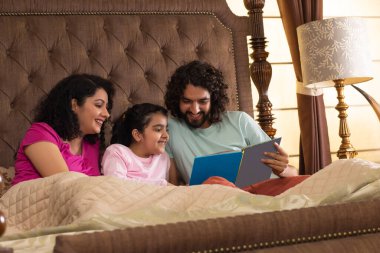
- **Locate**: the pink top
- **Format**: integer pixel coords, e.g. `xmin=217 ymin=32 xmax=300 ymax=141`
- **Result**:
xmin=13 ymin=122 xmax=101 ymax=185
xmin=102 ymin=144 xmax=170 ymax=186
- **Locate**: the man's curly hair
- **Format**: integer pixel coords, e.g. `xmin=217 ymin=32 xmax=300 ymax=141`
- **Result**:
xmin=34 ymin=74 xmax=115 ymax=149
xmin=165 ymin=60 xmax=229 ymax=123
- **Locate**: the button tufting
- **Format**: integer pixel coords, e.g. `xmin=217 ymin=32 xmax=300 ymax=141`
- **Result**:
xmin=87 ymin=50 xmax=91 ymax=56
xmin=10 ymin=102 xmax=15 ymax=109
xmin=6 ymin=50 xmax=10 ymax=56
xmin=195 ymin=47 xmax=199 ymax=53
xmin=28 ymin=75 xmax=33 ymax=83
xmin=124 ymin=48 xmax=128 ymax=54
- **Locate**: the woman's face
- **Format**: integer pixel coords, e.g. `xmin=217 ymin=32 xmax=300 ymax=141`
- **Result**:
xmin=72 ymin=88 xmax=110 ymax=135
xmin=138 ymin=113 xmax=169 ymax=156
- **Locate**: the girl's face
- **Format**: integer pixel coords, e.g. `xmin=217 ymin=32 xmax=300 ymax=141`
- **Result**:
xmin=72 ymin=88 xmax=110 ymax=136
xmin=138 ymin=113 xmax=169 ymax=156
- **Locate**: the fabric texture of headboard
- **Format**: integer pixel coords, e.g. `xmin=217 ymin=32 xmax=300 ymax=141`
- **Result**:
xmin=0 ymin=0 xmax=256 ymax=167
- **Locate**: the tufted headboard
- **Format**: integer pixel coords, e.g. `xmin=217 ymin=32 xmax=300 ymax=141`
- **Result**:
xmin=0 ymin=0 xmax=272 ymax=168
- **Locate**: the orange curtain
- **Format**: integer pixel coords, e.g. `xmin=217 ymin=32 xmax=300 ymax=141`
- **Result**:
xmin=276 ymin=0 xmax=332 ymax=174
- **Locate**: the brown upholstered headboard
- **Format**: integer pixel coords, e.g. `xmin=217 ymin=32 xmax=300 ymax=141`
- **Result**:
xmin=0 ymin=0 xmax=269 ymax=167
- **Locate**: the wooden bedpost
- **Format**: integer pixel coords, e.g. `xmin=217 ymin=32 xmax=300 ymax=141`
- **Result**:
xmin=244 ymin=0 xmax=276 ymax=138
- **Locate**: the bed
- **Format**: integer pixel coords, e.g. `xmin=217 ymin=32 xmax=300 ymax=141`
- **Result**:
xmin=1 ymin=0 xmax=380 ymax=252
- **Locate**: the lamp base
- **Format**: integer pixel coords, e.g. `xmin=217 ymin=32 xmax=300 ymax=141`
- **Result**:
xmin=337 ymin=146 xmax=358 ymax=159
xmin=334 ymin=79 xmax=358 ymax=159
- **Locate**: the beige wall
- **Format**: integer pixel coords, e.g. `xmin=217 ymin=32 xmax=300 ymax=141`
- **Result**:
xmin=226 ymin=0 xmax=380 ymax=165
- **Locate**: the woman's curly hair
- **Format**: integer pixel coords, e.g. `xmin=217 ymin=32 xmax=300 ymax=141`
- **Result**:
xmin=34 ymin=74 xmax=115 ymax=149
xmin=164 ymin=60 xmax=229 ymax=123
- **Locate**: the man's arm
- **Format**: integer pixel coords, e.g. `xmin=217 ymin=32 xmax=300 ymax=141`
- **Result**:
xmin=240 ymin=112 xmax=298 ymax=177
xmin=261 ymin=142 xmax=298 ymax=177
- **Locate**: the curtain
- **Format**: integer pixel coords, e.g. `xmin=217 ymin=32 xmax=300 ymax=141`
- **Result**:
xmin=276 ymin=0 xmax=332 ymax=174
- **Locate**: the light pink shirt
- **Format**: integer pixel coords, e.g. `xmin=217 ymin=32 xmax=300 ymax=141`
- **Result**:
xmin=102 ymin=144 xmax=170 ymax=186
xmin=13 ymin=122 xmax=100 ymax=185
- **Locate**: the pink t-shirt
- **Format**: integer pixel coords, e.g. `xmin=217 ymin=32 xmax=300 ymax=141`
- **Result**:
xmin=13 ymin=122 xmax=100 ymax=185
xmin=102 ymin=144 xmax=170 ymax=186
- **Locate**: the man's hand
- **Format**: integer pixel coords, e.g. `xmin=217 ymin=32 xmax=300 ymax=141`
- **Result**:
xmin=261 ymin=142 xmax=298 ymax=177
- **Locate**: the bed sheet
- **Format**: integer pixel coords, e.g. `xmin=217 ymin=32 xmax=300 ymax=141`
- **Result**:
xmin=1 ymin=158 xmax=380 ymax=252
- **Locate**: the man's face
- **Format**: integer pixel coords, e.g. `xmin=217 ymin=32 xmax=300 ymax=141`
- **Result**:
xmin=179 ymin=84 xmax=211 ymax=129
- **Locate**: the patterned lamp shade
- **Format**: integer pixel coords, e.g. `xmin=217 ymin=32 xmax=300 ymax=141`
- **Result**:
xmin=297 ymin=17 xmax=373 ymax=88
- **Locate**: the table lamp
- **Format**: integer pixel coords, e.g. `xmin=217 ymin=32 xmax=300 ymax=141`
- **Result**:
xmin=297 ymin=17 xmax=373 ymax=159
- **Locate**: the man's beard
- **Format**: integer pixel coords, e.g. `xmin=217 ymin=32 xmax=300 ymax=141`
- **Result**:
xmin=180 ymin=111 xmax=210 ymax=128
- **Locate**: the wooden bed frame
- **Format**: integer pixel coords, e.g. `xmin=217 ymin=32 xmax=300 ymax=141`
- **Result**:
xmin=1 ymin=0 xmax=380 ymax=252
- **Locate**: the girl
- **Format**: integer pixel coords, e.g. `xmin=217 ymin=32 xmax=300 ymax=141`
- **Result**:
xmin=13 ymin=74 xmax=115 ymax=185
xmin=102 ymin=103 xmax=170 ymax=186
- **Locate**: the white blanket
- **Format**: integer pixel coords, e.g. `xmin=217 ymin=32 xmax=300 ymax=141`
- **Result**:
xmin=1 ymin=158 xmax=380 ymax=252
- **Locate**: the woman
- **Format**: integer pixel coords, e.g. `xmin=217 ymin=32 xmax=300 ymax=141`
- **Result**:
xmin=12 ymin=74 xmax=115 ymax=185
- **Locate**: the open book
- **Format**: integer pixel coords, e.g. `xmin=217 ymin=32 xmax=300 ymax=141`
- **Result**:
xmin=189 ymin=137 xmax=281 ymax=188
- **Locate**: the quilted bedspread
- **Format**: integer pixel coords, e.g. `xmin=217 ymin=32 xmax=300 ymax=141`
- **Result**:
xmin=1 ymin=158 xmax=380 ymax=252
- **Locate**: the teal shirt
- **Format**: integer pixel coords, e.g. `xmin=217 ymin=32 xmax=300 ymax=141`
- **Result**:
xmin=166 ymin=111 xmax=271 ymax=183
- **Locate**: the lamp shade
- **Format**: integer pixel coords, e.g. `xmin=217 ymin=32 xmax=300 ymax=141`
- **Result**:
xmin=297 ymin=17 xmax=373 ymax=88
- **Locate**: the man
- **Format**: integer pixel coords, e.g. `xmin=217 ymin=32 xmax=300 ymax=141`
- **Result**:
xmin=165 ymin=60 xmax=298 ymax=184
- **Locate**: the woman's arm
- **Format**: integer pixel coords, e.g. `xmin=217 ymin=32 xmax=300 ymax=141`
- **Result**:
xmin=24 ymin=142 xmax=69 ymax=177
